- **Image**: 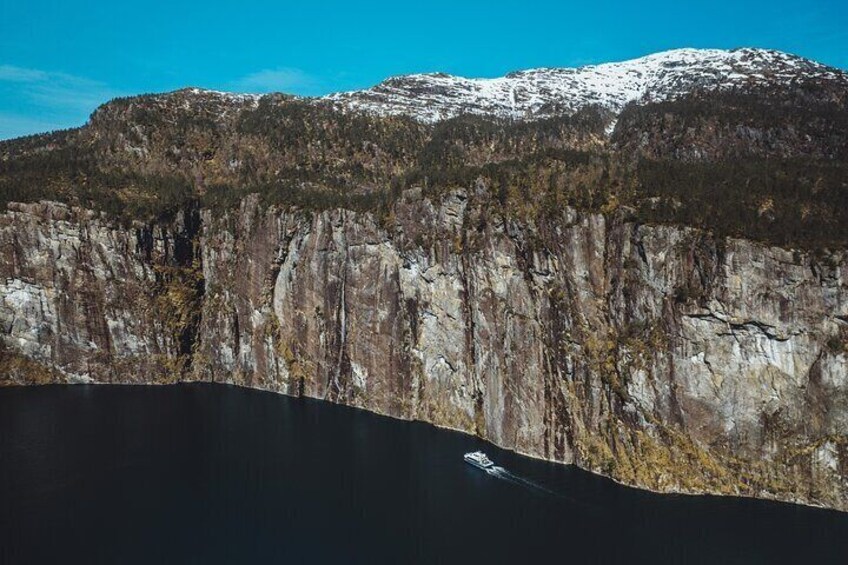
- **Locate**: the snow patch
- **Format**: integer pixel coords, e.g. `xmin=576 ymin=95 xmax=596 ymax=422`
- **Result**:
xmin=323 ymin=48 xmax=846 ymax=125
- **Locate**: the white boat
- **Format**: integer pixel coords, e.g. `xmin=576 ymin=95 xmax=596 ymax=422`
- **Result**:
xmin=464 ymin=451 xmax=494 ymax=470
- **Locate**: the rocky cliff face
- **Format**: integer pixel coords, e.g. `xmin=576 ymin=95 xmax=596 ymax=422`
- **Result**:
xmin=2 ymin=47 xmax=846 ymax=511
xmin=2 ymin=192 xmax=845 ymax=510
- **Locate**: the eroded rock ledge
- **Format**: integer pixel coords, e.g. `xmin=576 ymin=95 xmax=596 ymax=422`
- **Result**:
xmin=1 ymin=195 xmax=846 ymax=510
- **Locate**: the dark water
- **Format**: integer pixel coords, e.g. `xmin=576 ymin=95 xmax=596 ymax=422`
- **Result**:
xmin=1 ymin=385 xmax=846 ymax=564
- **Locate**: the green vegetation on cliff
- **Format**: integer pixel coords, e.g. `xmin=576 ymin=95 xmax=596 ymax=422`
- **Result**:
xmin=1 ymin=85 xmax=846 ymax=249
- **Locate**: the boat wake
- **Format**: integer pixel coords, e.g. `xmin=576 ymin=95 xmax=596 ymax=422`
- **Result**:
xmin=485 ymin=466 xmax=558 ymax=497
xmin=485 ymin=465 xmax=603 ymax=515
xmin=464 ymin=451 xmax=600 ymax=513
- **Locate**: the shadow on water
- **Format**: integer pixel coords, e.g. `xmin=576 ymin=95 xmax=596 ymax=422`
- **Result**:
xmin=0 ymin=383 xmax=846 ymax=564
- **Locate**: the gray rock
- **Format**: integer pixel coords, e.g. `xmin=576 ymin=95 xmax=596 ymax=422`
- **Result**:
xmin=1 ymin=195 xmax=846 ymax=510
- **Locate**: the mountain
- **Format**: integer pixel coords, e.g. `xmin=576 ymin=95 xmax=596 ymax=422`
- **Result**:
xmin=325 ymin=48 xmax=848 ymax=123
xmin=1 ymin=48 xmax=847 ymax=511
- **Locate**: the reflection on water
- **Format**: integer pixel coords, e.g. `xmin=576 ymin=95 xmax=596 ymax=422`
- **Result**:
xmin=0 ymin=383 xmax=846 ymax=564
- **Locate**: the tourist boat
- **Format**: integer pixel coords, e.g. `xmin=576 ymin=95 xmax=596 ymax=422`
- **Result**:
xmin=464 ymin=451 xmax=494 ymax=470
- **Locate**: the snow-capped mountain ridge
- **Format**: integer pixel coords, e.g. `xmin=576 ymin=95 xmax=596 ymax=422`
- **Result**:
xmin=324 ymin=48 xmax=846 ymax=123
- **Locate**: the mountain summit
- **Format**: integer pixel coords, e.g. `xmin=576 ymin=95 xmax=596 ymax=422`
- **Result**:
xmin=324 ymin=48 xmax=846 ymax=122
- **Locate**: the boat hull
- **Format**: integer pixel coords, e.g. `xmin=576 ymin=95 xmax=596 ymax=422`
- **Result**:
xmin=464 ymin=458 xmax=493 ymax=471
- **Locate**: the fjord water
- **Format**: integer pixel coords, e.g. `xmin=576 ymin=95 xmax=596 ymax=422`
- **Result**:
xmin=0 ymin=385 xmax=846 ymax=564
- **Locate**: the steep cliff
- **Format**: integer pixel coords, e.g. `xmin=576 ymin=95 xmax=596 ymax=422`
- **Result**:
xmin=1 ymin=48 xmax=847 ymax=510
xmin=2 ymin=192 xmax=845 ymax=510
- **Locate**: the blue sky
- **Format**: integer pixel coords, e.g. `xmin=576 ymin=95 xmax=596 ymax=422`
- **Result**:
xmin=1 ymin=0 xmax=846 ymax=140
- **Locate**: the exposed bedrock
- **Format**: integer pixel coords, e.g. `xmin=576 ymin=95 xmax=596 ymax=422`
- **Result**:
xmin=1 ymin=192 xmax=846 ymax=510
